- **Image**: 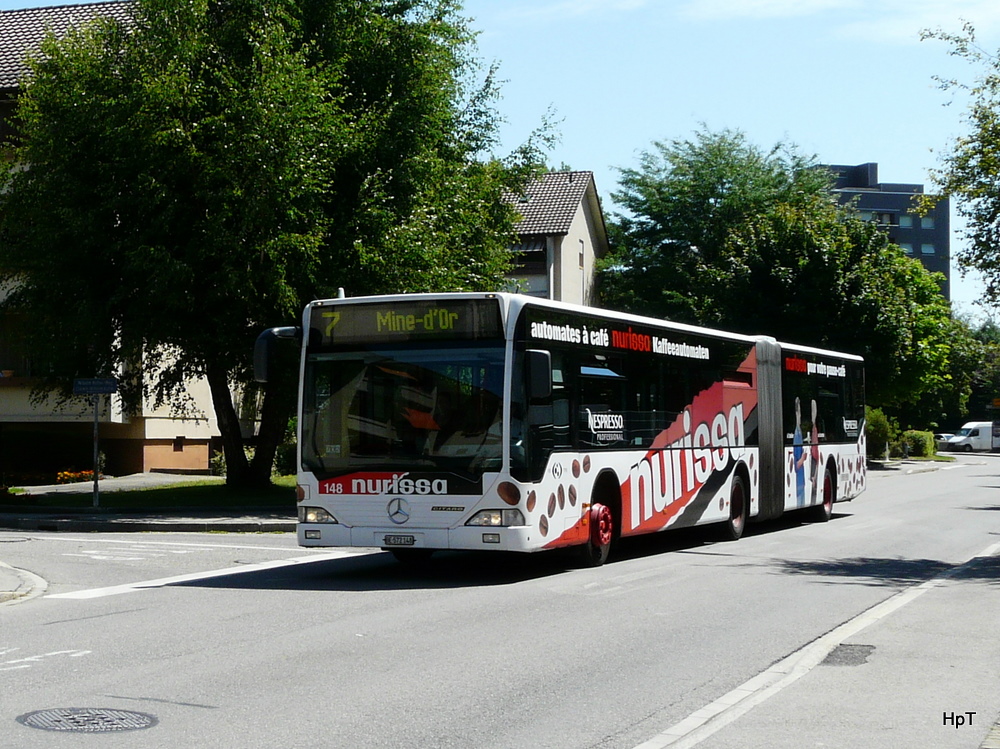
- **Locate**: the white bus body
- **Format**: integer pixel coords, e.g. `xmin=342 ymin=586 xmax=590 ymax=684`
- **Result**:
xmin=259 ymin=293 xmax=866 ymax=565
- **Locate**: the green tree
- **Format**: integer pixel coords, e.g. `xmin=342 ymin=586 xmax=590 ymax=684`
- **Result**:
xmin=601 ymin=128 xmax=832 ymax=323
xmin=961 ymin=317 xmax=1000 ymax=421
xmin=0 ymin=0 xmax=544 ymax=487
xmin=921 ymin=23 xmax=1000 ymax=303
xmin=599 ymin=126 xmax=964 ymax=409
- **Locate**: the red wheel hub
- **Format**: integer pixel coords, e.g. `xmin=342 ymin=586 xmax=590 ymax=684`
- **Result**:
xmin=591 ymin=504 xmax=613 ymax=546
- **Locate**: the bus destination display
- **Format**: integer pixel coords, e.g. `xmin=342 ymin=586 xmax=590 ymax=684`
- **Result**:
xmin=310 ymin=298 xmax=503 ymax=346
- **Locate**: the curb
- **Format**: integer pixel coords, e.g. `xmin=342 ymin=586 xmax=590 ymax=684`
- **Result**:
xmin=0 ymin=561 xmax=47 ymax=606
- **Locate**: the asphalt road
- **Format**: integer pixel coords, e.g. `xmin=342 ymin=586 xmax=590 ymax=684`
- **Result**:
xmin=1 ymin=455 xmax=998 ymax=748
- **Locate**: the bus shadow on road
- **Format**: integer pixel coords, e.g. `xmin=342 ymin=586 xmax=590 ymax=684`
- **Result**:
xmin=774 ymin=554 xmax=1000 ymax=587
xmin=168 ymin=548 xmax=587 ymax=592
xmin=168 ymin=513 xmax=861 ymax=593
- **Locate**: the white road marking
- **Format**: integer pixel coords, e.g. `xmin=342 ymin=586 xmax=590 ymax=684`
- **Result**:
xmin=0 ymin=649 xmax=91 ymax=672
xmin=61 ymin=546 xmax=202 ymax=562
xmin=34 ymin=536 xmax=305 ymax=553
xmin=633 ymin=539 xmax=1000 ymax=748
xmin=47 ymin=550 xmax=369 ymax=600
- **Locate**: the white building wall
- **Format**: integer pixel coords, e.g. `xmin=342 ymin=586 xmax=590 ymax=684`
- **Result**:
xmin=555 ymin=201 xmax=602 ymax=305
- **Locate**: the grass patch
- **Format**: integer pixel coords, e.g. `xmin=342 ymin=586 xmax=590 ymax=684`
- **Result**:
xmin=0 ymin=480 xmax=296 ymax=512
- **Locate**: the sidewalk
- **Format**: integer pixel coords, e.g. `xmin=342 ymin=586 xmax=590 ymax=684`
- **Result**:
xmin=0 ymin=472 xmax=296 ymax=533
xmin=687 ymin=546 xmax=1000 ymax=749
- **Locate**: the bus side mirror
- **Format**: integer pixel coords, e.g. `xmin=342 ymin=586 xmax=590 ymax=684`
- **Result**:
xmin=254 ymin=326 xmax=301 ymax=383
xmin=526 ymin=349 xmax=552 ymax=401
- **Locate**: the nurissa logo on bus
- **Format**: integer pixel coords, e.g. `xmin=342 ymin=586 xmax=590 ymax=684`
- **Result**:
xmin=320 ymin=472 xmax=448 ymax=496
xmin=627 ymin=400 xmax=750 ymax=532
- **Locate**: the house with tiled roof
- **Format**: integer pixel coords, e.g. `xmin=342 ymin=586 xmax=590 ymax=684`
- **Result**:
xmin=507 ymin=170 xmax=608 ymax=305
xmin=0 ymin=2 xmax=132 ymax=144
xmin=0 ymin=1 xmax=224 ymax=482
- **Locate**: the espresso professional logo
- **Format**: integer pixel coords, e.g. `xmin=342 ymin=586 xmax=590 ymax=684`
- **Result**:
xmin=586 ymin=408 xmax=625 ymax=443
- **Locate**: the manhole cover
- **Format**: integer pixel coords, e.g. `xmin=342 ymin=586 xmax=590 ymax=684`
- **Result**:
xmin=16 ymin=708 xmax=157 ymax=733
xmin=822 ymin=644 xmax=875 ymax=667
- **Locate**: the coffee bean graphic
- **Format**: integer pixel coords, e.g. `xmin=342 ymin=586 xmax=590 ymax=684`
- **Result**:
xmin=526 ymin=490 xmax=537 ymax=512
xmin=583 ymin=455 xmax=592 ymax=473
xmin=569 ymin=485 xmax=577 ymax=506
xmin=558 ymin=484 xmax=565 ymax=510
xmin=547 ymin=493 xmax=556 ymax=517
xmin=497 ymin=481 xmax=520 ymax=506
xmin=572 ymin=459 xmax=581 ymax=478
xmin=539 ymin=515 xmax=549 ymax=536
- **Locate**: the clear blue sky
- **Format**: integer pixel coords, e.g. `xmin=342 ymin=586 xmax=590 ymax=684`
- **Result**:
xmin=462 ymin=0 xmax=1000 ymax=317
xmin=3 ymin=0 xmax=999 ymax=315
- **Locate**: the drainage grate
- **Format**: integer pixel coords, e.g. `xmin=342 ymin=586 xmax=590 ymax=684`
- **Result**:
xmin=822 ymin=643 xmax=875 ymax=667
xmin=16 ymin=708 xmax=157 ymax=733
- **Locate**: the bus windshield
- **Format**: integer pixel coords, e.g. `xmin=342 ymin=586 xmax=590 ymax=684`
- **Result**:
xmin=302 ymin=345 xmax=505 ymax=477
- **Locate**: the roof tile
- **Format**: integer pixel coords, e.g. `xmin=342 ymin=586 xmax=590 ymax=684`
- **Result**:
xmin=0 ymin=2 xmax=132 ymax=91
xmin=511 ymin=171 xmax=594 ymax=236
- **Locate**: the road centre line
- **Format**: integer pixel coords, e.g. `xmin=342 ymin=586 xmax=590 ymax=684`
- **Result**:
xmin=633 ymin=539 xmax=1000 ymax=749
xmin=47 ymin=551 xmax=368 ymax=600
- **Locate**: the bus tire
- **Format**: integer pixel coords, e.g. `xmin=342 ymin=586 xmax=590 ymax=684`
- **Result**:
xmin=812 ymin=465 xmax=835 ymax=522
xmin=577 ymin=503 xmax=613 ymax=567
xmin=720 ymin=474 xmax=747 ymax=541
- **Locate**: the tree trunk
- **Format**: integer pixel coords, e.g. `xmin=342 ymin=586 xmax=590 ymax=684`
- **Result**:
xmin=249 ymin=376 xmax=296 ymax=486
xmin=205 ymin=363 xmax=254 ymax=487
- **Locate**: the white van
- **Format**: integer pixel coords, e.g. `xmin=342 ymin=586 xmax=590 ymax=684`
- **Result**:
xmin=947 ymin=422 xmax=996 ymax=452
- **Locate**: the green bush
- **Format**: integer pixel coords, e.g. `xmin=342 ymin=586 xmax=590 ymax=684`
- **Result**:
xmin=901 ymin=430 xmax=936 ymax=457
xmin=865 ymin=406 xmax=896 ymax=460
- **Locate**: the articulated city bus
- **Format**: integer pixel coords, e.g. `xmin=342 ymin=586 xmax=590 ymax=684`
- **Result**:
xmin=255 ymin=292 xmax=865 ymax=566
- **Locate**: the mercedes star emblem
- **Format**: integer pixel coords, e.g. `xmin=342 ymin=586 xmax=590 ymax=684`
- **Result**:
xmin=387 ymin=498 xmax=411 ymax=525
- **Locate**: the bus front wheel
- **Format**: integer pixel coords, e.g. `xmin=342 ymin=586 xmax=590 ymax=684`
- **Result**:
xmin=577 ymin=503 xmax=613 ymax=567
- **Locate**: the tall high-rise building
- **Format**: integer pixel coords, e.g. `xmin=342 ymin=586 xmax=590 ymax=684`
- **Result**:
xmin=827 ymin=162 xmax=950 ymax=300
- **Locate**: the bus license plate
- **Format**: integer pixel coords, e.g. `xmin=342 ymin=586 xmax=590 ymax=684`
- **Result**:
xmin=383 ymin=534 xmax=416 ymax=546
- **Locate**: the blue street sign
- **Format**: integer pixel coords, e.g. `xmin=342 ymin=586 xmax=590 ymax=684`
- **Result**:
xmin=73 ymin=378 xmax=118 ymax=395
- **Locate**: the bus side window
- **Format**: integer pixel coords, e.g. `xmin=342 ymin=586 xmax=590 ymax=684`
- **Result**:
xmin=523 ymin=351 xmax=572 ymax=479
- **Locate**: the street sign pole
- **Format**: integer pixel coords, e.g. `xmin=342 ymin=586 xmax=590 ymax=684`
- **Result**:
xmin=92 ymin=395 xmax=100 ymax=508
xmin=72 ymin=378 xmax=119 ymax=510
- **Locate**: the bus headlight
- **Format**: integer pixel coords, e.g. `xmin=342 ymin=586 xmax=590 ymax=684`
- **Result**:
xmin=299 ymin=506 xmax=338 ymax=524
xmin=466 ymin=509 xmax=525 ymax=527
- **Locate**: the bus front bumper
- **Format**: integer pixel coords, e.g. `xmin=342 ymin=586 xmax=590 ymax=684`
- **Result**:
xmin=297 ymin=523 xmax=539 ymax=553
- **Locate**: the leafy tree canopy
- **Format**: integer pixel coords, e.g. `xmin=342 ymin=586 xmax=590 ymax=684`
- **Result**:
xmin=921 ymin=23 xmax=1000 ymax=303
xmin=599 ymin=126 xmax=966 ymax=410
xmin=0 ymin=0 xmax=548 ymax=486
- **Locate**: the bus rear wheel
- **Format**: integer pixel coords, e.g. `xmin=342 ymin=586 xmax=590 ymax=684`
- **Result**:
xmin=811 ymin=467 xmax=834 ymax=522
xmin=577 ymin=503 xmax=613 ymax=567
xmin=720 ymin=474 xmax=747 ymax=541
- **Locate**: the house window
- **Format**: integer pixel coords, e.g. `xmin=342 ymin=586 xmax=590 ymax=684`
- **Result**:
xmin=899 ymin=215 xmax=913 ymax=228
xmin=921 ymin=244 xmax=935 ymax=255
xmin=510 ymin=237 xmax=547 ymax=275
xmin=899 ymin=243 xmax=914 ymax=255
xmin=921 ymin=216 xmax=935 ymax=229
